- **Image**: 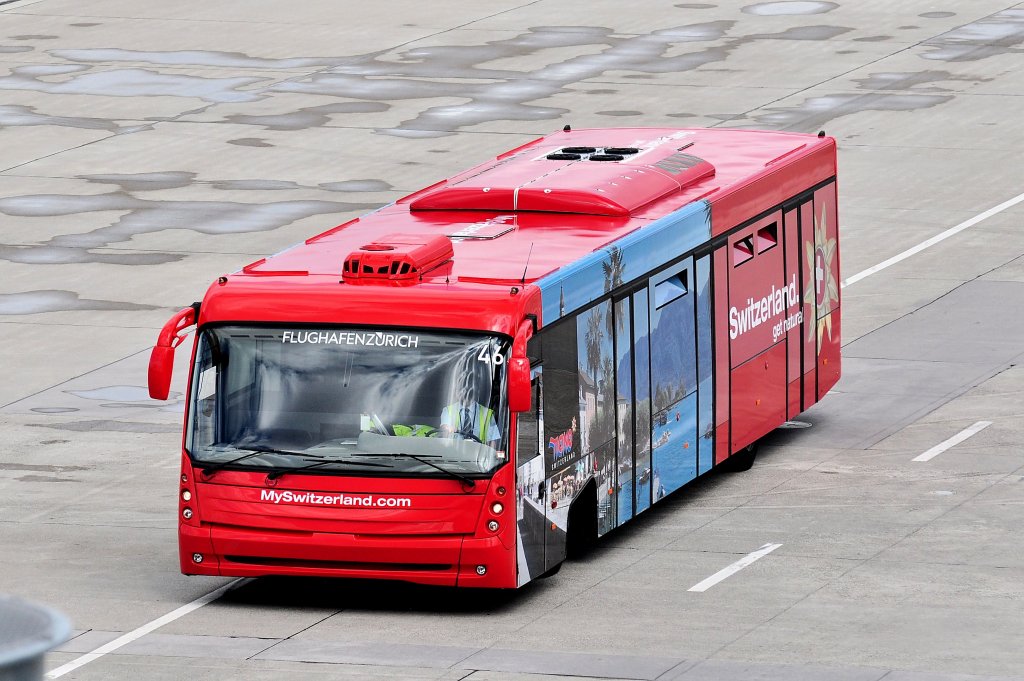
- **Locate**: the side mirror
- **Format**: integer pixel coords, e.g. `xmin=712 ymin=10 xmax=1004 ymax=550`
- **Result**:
xmin=148 ymin=305 xmax=198 ymax=400
xmin=508 ymin=356 xmax=531 ymax=413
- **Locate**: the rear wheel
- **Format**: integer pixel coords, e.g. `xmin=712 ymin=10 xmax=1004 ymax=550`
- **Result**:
xmin=723 ymin=441 xmax=758 ymax=472
xmin=565 ymin=481 xmax=598 ymax=559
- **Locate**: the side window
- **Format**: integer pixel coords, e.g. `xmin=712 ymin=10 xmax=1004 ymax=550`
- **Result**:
xmin=654 ymin=271 xmax=688 ymax=309
xmin=733 ymin=235 xmax=754 ymax=266
xmin=756 ymin=223 xmax=778 ymax=254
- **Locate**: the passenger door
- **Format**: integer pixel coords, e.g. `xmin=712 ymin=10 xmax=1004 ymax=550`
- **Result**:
xmin=515 ymin=370 xmax=545 ymax=585
xmin=648 ymin=257 xmax=700 ymax=502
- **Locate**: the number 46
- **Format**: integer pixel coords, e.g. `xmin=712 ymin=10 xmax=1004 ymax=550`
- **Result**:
xmin=477 ymin=346 xmax=505 ymax=366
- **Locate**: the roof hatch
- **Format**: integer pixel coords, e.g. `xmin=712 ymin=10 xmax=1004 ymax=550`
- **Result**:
xmin=342 ymin=234 xmax=453 ymax=284
xmin=408 ymin=144 xmax=715 ymax=217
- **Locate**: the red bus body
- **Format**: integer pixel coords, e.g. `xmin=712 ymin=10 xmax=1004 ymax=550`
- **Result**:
xmin=152 ymin=128 xmax=840 ymax=588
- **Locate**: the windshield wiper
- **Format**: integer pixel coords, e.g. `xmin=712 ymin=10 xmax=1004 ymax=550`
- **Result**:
xmin=351 ymin=452 xmax=477 ymax=491
xmin=266 ymin=456 xmax=387 ymax=481
xmin=199 ymin=444 xmax=309 ymax=477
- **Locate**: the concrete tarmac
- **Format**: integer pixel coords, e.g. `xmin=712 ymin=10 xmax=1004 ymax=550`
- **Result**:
xmin=1 ymin=1 xmax=1023 ymax=679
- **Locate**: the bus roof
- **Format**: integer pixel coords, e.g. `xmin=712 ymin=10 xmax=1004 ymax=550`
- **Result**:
xmin=201 ymin=128 xmax=836 ymax=332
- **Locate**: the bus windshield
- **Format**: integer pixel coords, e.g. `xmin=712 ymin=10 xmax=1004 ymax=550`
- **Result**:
xmin=187 ymin=326 xmax=510 ymax=477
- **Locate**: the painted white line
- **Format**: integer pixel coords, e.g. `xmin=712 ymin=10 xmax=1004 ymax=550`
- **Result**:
xmin=841 ymin=191 xmax=1024 ymax=288
xmin=46 ymin=578 xmax=249 ymax=679
xmin=688 ymin=543 xmax=782 ymax=593
xmin=912 ymin=421 xmax=992 ymax=463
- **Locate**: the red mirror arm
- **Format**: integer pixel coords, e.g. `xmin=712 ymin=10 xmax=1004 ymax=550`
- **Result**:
xmin=148 ymin=305 xmax=198 ymax=400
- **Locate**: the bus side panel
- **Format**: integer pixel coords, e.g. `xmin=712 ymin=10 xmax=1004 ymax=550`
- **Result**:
xmin=783 ymin=207 xmax=802 ymax=419
xmin=725 ymin=210 xmax=791 ymax=456
xmin=800 ymin=201 xmax=817 ymax=410
xmin=730 ymin=343 xmax=787 ymax=452
xmin=695 ymin=254 xmax=714 ymax=476
xmin=818 ymin=311 xmax=841 ymax=398
xmin=814 ymin=183 xmax=841 ymax=399
xmin=713 ymin=246 xmax=731 ymax=465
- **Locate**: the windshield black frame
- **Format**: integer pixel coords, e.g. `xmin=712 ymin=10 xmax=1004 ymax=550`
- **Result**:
xmin=185 ymin=324 xmax=511 ymax=479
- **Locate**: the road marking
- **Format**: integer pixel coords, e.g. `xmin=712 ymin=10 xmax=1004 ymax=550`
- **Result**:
xmin=46 ymin=578 xmax=248 ymax=679
xmin=688 ymin=543 xmax=782 ymax=592
xmin=841 ymin=191 xmax=1024 ymax=288
xmin=912 ymin=421 xmax=992 ymax=462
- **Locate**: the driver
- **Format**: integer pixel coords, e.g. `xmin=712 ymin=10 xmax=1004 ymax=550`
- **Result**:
xmin=439 ymin=357 xmax=501 ymax=448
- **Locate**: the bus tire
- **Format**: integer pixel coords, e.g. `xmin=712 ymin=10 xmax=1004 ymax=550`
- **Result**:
xmin=723 ymin=441 xmax=758 ymax=472
xmin=565 ymin=480 xmax=598 ymax=559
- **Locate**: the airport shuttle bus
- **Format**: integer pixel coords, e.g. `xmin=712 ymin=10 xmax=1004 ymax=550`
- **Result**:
xmin=149 ymin=127 xmax=840 ymax=588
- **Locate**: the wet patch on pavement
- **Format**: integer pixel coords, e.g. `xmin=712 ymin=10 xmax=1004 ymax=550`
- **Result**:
xmin=79 ymin=172 xmax=393 ymax=194
xmin=50 ymin=48 xmax=336 ymax=70
xmin=80 ymin=171 xmax=196 ymax=191
xmin=15 ymin=475 xmax=78 ymax=483
xmin=852 ymin=70 xmax=989 ymax=92
xmin=0 ymin=104 xmax=136 ymax=133
xmin=0 ymin=290 xmax=157 ymax=315
xmin=267 ymin=21 xmax=868 ymax=136
xmin=0 ymin=64 xmax=270 ymax=104
xmin=749 ymin=25 xmax=850 ymax=40
xmin=0 ymin=462 xmax=89 ymax=472
xmin=741 ymin=2 xmax=838 ymax=16
xmin=750 ymin=92 xmax=954 ymax=131
xmin=1 ymin=22 xmax=877 ymax=139
xmin=226 ymin=137 xmax=273 ymax=147
xmin=921 ymin=10 xmax=1024 ymax=62
xmin=0 ymin=190 xmax=378 ymax=265
xmin=317 ymin=179 xmax=392 ymax=192
xmin=225 ymin=102 xmax=390 ymax=131
xmin=28 ymin=419 xmax=180 ymax=433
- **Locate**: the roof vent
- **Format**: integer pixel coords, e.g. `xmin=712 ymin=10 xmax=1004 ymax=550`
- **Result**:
xmin=343 ymin=234 xmax=453 ymax=283
xmin=544 ymin=146 xmax=639 ymax=163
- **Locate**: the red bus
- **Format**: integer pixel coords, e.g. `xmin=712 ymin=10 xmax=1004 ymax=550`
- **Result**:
xmin=149 ymin=127 xmax=840 ymax=588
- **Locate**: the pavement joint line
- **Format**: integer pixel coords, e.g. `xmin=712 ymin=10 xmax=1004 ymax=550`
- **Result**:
xmin=0 ymin=0 xmax=45 ymax=9
xmin=244 ymin=609 xmax=343 ymax=661
xmin=0 ymin=345 xmax=153 ymax=410
xmin=45 ymin=578 xmax=250 ymax=679
xmin=686 ymin=543 xmax=782 ymax=593
xmin=842 ymin=190 xmax=1024 ymax=288
xmin=912 ymin=421 xmax=993 ymax=462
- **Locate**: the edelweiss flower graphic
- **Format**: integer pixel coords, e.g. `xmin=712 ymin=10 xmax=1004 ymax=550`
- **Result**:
xmin=804 ymin=204 xmax=838 ymax=348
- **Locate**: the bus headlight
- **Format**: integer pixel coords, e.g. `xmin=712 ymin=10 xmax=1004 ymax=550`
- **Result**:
xmin=182 ymin=508 xmax=193 ymax=520
xmin=181 ymin=490 xmax=192 ymax=501
xmin=491 ymin=502 xmax=504 ymax=515
xmin=487 ymin=520 xmax=499 ymax=532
